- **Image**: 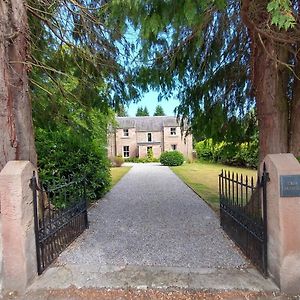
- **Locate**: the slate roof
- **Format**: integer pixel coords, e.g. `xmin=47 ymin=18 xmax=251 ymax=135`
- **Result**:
xmin=116 ymin=116 xmax=184 ymax=132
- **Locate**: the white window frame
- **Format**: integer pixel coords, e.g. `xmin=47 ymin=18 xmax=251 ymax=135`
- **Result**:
xmin=123 ymin=146 xmax=130 ymax=157
xmin=170 ymin=127 xmax=177 ymax=135
xmin=171 ymin=144 xmax=177 ymax=151
xmin=123 ymin=129 xmax=129 ymax=137
xmin=147 ymin=132 xmax=152 ymax=142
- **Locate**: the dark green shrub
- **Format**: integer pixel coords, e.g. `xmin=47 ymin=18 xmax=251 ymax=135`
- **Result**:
xmin=35 ymin=127 xmax=111 ymax=203
xmin=160 ymin=151 xmax=184 ymax=166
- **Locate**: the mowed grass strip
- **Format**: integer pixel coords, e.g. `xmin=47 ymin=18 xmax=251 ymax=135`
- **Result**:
xmin=171 ymin=161 xmax=257 ymax=212
xmin=111 ymin=166 xmax=132 ymax=187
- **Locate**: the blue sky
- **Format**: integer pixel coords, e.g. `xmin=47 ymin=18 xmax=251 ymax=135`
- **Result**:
xmin=127 ymin=91 xmax=180 ymax=117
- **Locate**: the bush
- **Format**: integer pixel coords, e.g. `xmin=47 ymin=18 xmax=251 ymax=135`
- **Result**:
xmin=195 ymin=139 xmax=214 ymax=161
xmin=160 ymin=151 xmax=184 ymax=166
xmin=234 ymin=140 xmax=259 ymax=168
xmin=195 ymin=138 xmax=258 ymax=168
xmin=114 ymin=155 xmax=124 ymax=167
xmin=125 ymin=156 xmax=160 ymax=163
xmin=35 ymin=127 xmax=111 ymax=203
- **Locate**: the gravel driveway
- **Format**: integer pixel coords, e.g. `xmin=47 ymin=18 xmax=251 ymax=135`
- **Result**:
xmin=57 ymin=163 xmax=246 ymax=269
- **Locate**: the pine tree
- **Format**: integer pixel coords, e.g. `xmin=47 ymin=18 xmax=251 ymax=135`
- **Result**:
xmin=154 ymin=105 xmax=165 ymax=116
xmin=143 ymin=106 xmax=149 ymax=116
xmin=136 ymin=106 xmax=149 ymax=116
xmin=136 ymin=107 xmax=144 ymax=116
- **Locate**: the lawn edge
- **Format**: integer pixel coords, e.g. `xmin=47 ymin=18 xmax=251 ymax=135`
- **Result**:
xmin=170 ymin=166 xmax=220 ymax=215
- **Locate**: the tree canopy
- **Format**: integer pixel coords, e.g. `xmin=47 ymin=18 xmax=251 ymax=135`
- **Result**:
xmin=1 ymin=0 xmax=299 ymax=172
xmin=112 ymin=0 xmax=252 ymax=142
xmin=111 ymin=0 xmax=300 ymax=160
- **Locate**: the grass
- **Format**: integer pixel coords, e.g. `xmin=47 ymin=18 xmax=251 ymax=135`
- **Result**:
xmin=171 ymin=161 xmax=257 ymax=212
xmin=110 ymin=166 xmax=131 ymax=187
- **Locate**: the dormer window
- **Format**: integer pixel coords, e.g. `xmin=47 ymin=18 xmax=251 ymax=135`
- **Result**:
xmin=170 ymin=127 xmax=176 ymax=135
xmin=147 ymin=132 xmax=152 ymax=142
xmin=123 ymin=129 xmax=129 ymax=137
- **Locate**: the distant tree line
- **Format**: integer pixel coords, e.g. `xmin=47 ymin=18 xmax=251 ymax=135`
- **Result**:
xmin=136 ymin=105 xmax=165 ymax=116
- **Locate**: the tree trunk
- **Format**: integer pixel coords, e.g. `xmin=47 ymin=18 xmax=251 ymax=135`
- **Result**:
xmin=253 ymin=40 xmax=289 ymax=162
xmin=290 ymin=60 xmax=300 ymax=158
xmin=241 ymin=0 xmax=289 ymax=162
xmin=0 ymin=0 xmax=37 ymax=171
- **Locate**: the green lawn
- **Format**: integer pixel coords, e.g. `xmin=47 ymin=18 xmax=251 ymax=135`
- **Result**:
xmin=171 ymin=161 xmax=257 ymax=212
xmin=110 ymin=166 xmax=131 ymax=187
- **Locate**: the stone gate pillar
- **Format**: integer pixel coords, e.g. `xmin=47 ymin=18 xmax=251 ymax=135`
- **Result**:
xmin=0 ymin=161 xmax=37 ymax=295
xmin=263 ymin=154 xmax=300 ymax=294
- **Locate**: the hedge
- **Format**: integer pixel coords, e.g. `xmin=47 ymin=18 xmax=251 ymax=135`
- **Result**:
xmin=195 ymin=138 xmax=258 ymax=168
xmin=35 ymin=127 xmax=111 ymax=204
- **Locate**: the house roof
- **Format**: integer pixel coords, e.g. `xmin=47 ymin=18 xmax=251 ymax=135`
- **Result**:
xmin=116 ymin=116 xmax=186 ymax=131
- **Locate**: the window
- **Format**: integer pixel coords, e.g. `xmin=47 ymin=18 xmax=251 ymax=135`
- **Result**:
xmin=171 ymin=144 xmax=177 ymax=151
xmin=170 ymin=127 xmax=176 ymax=135
xmin=147 ymin=132 xmax=152 ymax=142
xmin=123 ymin=146 xmax=130 ymax=157
xmin=123 ymin=129 xmax=129 ymax=137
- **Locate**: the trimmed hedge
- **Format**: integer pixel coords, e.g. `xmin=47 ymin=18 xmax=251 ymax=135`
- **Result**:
xmin=125 ymin=157 xmax=160 ymax=163
xmin=160 ymin=151 xmax=184 ymax=166
xmin=195 ymin=138 xmax=258 ymax=168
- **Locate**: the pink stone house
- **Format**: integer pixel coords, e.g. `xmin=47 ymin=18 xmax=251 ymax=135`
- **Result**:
xmin=108 ymin=116 xmax=193 ymax=159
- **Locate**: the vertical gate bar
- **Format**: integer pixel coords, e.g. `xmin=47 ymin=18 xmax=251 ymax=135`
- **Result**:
xmin=31 ymin=171 xmax=42 ymax=275
xmin=221 ymin=170 xmax=224 ymax=203
xmin=219 ymin=171 xmax=223 ymax=226
xmin=83 ymin=178 xmax=89 ymax=229
xmin=219 ymin=171 xmax=222 ymax=201
xmin=245 ymin=175 xmax=248 ymax=208
xmin=232 ymin=172 xmax=235 ymax=206
xmin=250 ymin=176 xmax=253 ymax=219
xmin=228 ymin=171 xmax=231 ymax=203
xmin=224 ymin=171 xmax=227 ymax=201
xmin=240 ymin=174 xmax=243 ymax=208
xmin=236 ymin=173 xmax=239 ymax=207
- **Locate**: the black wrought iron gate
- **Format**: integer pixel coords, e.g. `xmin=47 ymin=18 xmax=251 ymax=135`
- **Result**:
xmin=219 ymin=164 xmax=269 ymax=276
xmin=30 ymin=172 xmax=89 ymax=275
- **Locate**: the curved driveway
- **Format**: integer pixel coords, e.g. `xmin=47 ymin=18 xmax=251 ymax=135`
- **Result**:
xmin=58 ymin=163 xmax=246 ymax=268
